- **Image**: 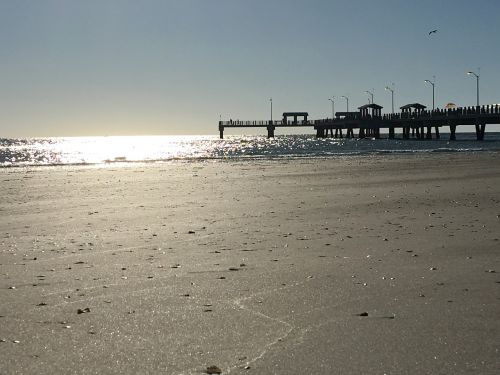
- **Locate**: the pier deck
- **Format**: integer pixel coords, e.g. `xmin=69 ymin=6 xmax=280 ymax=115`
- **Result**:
xmin=219 ymin=105 xmax=500 ymax=140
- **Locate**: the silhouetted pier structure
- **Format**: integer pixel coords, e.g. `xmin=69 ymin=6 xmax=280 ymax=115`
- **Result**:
xmin=218 ymin=105 xmax=500 ymax=141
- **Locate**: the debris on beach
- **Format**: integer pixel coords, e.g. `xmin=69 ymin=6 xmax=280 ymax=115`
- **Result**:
xmin=429 ymin=267 xmax=438 ymax=270
xmin=357 ymin=312 xmax=369 ymax=317
xmin=188 ymin=230 xmax=196 ymax=234
xmin=77 ymin=307 xmax=91 ymax=314
xmin=206 ymin=365 xmax=222 ymax=374
xmin=228 ymin=267 xmax=239 ymax=271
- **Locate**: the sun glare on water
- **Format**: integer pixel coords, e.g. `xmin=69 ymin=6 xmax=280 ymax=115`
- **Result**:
xmin=44 ymin=135 xmax=208 ymax=165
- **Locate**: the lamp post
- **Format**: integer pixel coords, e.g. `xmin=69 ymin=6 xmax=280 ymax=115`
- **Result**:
xmin=329 ymin=97 xmax=335 ymax=119
xmin=341 ymin=95 xmax=349 ymax=113
xmin=467 ymin=70 xmax=480 ymax=107
xmin=424 ymin=76 xmax=435 ymax=110
xmin=385 ymin=84 xmax=395 ymax=114
xmin=364 ymin=90 xmax=374 ymax=104
xmin=269 ymin=98 xmax=273 ymax=124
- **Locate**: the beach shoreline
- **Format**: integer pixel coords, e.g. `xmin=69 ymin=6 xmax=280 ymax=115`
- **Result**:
xmin=1 ymin=152 xmax=499 ymax=374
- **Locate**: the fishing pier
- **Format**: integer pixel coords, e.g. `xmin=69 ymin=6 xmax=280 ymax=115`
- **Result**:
xmin=218 ymin=104 xmax=500 ymax=141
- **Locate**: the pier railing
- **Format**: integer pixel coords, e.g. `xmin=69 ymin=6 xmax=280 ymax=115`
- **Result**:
xmin=219 ymin=120 xmax=315 ymax=127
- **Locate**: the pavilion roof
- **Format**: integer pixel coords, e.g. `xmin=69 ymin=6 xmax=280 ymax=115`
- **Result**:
xmin=400 ymin=103 xmax=427 ymax=110
xmin=358 ymin=103 xmax=383 ymax=110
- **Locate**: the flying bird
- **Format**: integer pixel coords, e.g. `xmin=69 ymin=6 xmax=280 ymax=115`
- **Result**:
xmin=429 ymin=29 xmax=438 ymax=35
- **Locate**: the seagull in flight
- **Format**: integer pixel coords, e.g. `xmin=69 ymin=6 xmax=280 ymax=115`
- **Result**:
xmin=429 ymin=29 xmax=438 ymax=35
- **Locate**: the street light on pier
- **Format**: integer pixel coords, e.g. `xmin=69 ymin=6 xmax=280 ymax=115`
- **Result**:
xmin=424 ymin=76 xmax=436 ymax=110
xmin=269 ymin=98 xmax=273 ymax=123
xmin=364 ymin=90 xmax=374 ymax=104
xmin=467 ymin=70 xmax=480 ymax=107
xmin=328 ymin=97 xmax=335 ymax=119
xmin=385 ymin=84 xmax=395 ymax=114
xmin=341 ymin=95 xmax=349 ymax=113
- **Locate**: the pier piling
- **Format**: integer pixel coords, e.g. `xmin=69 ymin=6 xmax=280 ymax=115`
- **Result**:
xmin=219 ymin=123 xmax=224 ymax=139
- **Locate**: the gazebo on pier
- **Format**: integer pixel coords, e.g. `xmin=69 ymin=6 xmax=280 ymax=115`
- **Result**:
xmin=399 ymin=103 xmax=438 ymax=139
xmin=358 ymin=103 xmax=383 ymax=138
xmin=282 ymin=112 xmax=309 ymax=125
xmin=358 ymin=103 xmax=383 ymax=119
xmin=400 ymin=103 xmax=427 ymax=116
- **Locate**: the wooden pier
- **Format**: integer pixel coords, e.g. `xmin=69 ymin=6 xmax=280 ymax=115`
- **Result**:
xmin=218 ymin=105 xmax=500 ymax=141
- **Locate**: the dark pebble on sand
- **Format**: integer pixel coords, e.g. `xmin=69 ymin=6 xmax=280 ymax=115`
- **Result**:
xmin=206 ymin=365 xmax=222 ymax=374
xmin=357 ymin=312 xmax=369 ymax=316
xmin=77 ymin=307 xmax=91 ymax=314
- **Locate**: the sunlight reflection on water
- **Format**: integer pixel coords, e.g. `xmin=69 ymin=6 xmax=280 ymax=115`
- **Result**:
xmin=1 ymin=134 xmax=500 ymax=167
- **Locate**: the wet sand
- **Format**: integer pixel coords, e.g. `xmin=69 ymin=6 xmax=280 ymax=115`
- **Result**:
xmin=1 ymin=153 xmax=499 ymax=374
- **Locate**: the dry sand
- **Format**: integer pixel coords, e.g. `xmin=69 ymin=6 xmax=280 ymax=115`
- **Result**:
xmin=1 ymin=153 xmax=499 ymax=374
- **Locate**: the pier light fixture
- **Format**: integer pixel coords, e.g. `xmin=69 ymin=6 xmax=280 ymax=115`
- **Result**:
xmin=341 ymin=95 xmax=349 ymax=113
xmin=269 ymin=98 xmax=273 ymax=123
xmin=364 ymin=90 xmax=374 ymax=104
xmin=329 ymin=97 xmax=335 ymax=119
xmin=385 ymin=84 xmax=395 ymax=114
xmin=467 ymin=70 xmax=480 ymax=107
xmin=424 ymin=76 xmax=436 ymax=110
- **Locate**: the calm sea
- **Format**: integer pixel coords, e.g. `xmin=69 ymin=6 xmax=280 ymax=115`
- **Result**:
xmin=1 ymin=133 xmax=500 ymax=168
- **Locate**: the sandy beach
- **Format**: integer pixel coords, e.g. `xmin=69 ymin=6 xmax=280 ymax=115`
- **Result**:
xmin=1 ymin=152 xmax=499 ymax=374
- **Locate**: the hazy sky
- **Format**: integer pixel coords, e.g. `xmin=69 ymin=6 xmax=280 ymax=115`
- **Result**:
xmin=1 ymin=0 xmax=499 ymax=137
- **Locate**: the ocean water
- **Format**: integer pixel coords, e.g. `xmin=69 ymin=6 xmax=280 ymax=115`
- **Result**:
xmin=1 ymin=133 xmax=500 ymax=168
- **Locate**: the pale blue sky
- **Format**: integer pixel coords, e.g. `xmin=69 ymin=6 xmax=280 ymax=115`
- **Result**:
xmin=1 ymin=0 xmax=499 ymax=136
